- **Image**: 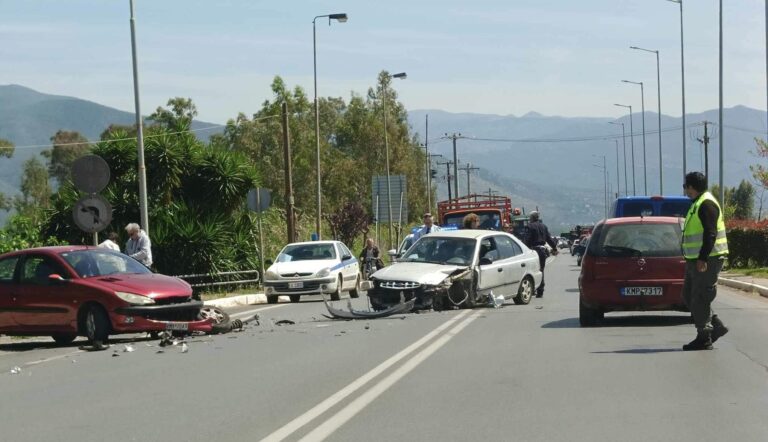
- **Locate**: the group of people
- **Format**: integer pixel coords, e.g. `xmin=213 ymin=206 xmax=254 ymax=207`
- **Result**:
xmin=97 ymin=223 xmax=153 ymax=268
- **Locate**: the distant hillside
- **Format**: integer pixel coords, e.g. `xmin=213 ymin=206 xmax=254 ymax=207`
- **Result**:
xmin=408 ymin=107 xmax=768 ymax=230
xmin=0 ymin=84 xmax=220 ymax=223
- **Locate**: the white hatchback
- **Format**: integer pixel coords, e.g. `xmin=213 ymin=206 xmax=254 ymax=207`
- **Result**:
xmin=262 ymin=241 xmax=360 ymax=303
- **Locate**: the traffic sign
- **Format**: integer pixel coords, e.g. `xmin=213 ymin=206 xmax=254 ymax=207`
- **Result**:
xmin=73 ymin=194 xmax=113 ymax=233
xmin=247 ymin=188 xmax=271 ymax=213
xmin=71 ymin=155 xmax=111 ymax=194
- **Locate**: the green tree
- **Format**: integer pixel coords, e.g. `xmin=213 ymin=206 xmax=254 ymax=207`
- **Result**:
xmin=751 ymin=138 xmax=768 ymax=189
xmin=42 ymin=130 xmax=90 ymax=185
xmin=15 ymin=156 xmax=52 ymax=220
xmin=730 ymin=180 xmax=755 ymax=220
xmin=148 ymin=97 xmax=198 ymax=132
xmin=0 ymin=138 xmax=14 ymax=158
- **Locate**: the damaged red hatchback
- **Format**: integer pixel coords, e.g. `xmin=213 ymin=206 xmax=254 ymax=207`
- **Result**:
xmin=0 ymin=246 xmax=218 ymax=344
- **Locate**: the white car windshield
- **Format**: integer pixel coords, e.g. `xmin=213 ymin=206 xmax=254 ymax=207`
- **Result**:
xmin=60 ymin=250 xmax=152 ymax=278
xmin=278 ymin=244 xmax=337 ymax=262
xmin=401 ymin=237 xmax=477 ymax=265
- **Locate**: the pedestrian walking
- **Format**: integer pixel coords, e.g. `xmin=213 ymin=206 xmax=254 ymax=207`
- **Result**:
xmin=524 ymin=211 xmax=558 ymax=297
xmin=681 ymin=172 xmax=729 ymax=351
xmin=125 ymin=223 xmax=153 ymax=268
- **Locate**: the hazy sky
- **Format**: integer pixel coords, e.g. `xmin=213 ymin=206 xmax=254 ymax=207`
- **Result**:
xmin=1 ymin=0 xmax=765 ymax=123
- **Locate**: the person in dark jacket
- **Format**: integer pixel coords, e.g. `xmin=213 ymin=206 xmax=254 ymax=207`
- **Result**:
xmin=359 ymin=238 xmax=384 ymax=276
xmin=524 ymin=211 xmax=558 ymax=297
xmin=681 ymin=172 xmax=729 ymax=350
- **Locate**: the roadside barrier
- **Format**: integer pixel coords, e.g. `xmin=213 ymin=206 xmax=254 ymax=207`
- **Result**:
xmin=173 ymin=269 xmax=261 ymax=290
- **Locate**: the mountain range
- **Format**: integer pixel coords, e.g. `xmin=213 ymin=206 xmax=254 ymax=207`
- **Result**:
xmin=1 ymin=84 xmax=766 ymax=231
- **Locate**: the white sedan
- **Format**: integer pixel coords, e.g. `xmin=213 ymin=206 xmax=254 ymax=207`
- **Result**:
xmin=263 ymin=241 xmax=360 ymax=303
xmin=369 ymin=230 xmax=543 ymax=310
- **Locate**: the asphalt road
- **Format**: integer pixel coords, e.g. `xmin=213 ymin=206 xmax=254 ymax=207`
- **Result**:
xmin=1 ymin=254 xmax=767 ymax=442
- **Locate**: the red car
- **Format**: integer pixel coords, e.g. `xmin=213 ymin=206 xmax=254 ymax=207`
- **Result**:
xmin=0 ymin=246 xmax=221 ymax=344
xmin=578 ymin=217 xmax=686 ymax=326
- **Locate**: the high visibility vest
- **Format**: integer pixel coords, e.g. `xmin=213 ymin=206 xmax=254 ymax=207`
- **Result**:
xmin=681 ymin=191 xmax=728 ymax=259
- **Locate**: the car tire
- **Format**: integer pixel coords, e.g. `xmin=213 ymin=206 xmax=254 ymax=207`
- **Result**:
xmin=579 ymin=300 xmax=602 ymax=327
xmin=197 ymin=306 xmax=232 ymax=334
xmin=331 ymin=275 xmax=342 ymax=301
xmin=290 ymin=295 xmax=301 ymax=303
xmin=84 ymin=305 xmax=110 ymax=344
xmin=51 ymin=333 xmax=77 ymax=345
xmin=349 ymin=274 xmax=361 ymax=298
xmin=267 ymin=295 xmax=278 ymax=304
xmin=513 ymin=276 xmax=534 ymax=305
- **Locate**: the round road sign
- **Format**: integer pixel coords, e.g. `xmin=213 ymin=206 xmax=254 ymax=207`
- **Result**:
xmin=71 ymin=155 xmax=111 ymax=194
xmin=73 ymin=194 xmax=113 ymax=233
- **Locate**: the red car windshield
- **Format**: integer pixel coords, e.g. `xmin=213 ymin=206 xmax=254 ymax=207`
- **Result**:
xmin=588 ymin=223 xmax=682 ymax=258
xmin=60 ymin=250 xmax=152 ymax=278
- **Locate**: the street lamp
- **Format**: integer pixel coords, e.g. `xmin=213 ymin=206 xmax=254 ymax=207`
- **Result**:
xmin=622 ymin=80 xmax=648 ymax=195
xmin=383 ymin=71 xmax=407 ymax=250
xmin=614 ymin=103 xmax=636 ymax=195
xmin=666 ymin=0 xmax=687 ymax=179
xmin=609 ymin=121 xmax=628 ymax=197
xmin=129 ymin=0 xmax=149 ymax=235
xmin=592 ymin=155 xmax=608 ymax=219
xmin=312 ymin=12 xmax=348 ymax=240
xmin=631 ymin=46 xmax=664 ymax=195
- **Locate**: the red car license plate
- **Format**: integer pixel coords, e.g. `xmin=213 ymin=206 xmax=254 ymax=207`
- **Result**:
xmin=165 ymin=322 xmax=189 ymax=331
xmin=621 ymin=287 xmax=663 ymax=296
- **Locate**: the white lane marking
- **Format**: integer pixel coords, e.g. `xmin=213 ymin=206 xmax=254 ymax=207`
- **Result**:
xmin=230 ymin=304 xmax=287 ymax=319
xmin=24 ymin=350 xmax=83 ymax=366
xmin=260 ymin=310 xmax=473 ymax=442
xmin=299 ymin=310 xmax=483 ymax=442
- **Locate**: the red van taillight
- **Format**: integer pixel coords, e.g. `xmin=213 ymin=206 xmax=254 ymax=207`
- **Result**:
xmin=581 ymin=254 xmax=595 ymax=282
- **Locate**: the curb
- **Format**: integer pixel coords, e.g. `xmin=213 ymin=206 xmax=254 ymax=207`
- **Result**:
xmin=203 ymin=293 xmax=291 ymax=309
xmin=718 ymin=277 xmax=768 ymax=299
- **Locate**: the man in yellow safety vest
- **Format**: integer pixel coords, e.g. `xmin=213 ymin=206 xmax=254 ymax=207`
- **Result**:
xmin=681 ymin=172 xmax=729 ymax=351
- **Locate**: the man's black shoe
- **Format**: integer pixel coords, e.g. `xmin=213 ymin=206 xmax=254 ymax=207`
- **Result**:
xmin=682 ymin=331 xmax=713 ymax=351
xmin=711 ymin=315 xmax=729 ymax=343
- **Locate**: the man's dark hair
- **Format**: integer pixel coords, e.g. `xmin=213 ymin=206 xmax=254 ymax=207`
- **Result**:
xmin=684 ymin=172 xmax=707 ymax=192
xmin=108 ymin=232 xmax=119 ymax=241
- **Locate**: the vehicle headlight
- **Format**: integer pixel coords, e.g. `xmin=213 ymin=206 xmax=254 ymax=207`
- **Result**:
xmin=115 ymin=291 xmax=155 ymax=305
xmin=316 ymin=267 xmax=331 ymax=277
xmin=264 ymin=270 xmax=279 ymax=280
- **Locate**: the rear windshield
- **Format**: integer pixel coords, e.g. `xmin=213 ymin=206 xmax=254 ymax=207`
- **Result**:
xmin=620 ymin=202 xmax=654 ymax=217
xmin=660 ymin=201 xmax=691 ymax=217
xmin=588 ymin=223 xmax=682 ymax=258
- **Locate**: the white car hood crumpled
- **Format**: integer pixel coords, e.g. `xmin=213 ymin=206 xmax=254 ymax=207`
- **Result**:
xmin=371 ymin=262 xmax=466 ymax=286
xmin=267 ymin=259 xmax=338 ymax=277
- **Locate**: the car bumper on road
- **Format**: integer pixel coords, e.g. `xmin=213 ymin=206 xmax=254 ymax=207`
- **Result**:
xmin=112 ymin=300 xmax=214 ymax=334
xmin=263 ymin=278 xmax=337 ymax=295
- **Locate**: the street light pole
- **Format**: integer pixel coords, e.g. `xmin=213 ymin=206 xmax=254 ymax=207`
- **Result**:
xmin=623 ymin=80 xmax=647 ymax=194
xmin=609 ymin=121 xmax=628 ymax=196
xmin=615 ymin=140 xmax=620 ymax=198
xmin=614 ymin=104 xmax=636 ymax=195
xmin=383 ymin=71 xmax=407 ymax=251
xmin=425 ymin=114 xmax=430 ymax=214
xmin=312 ymin=12 xmax=348 ymax=240
xmin=631 ymin=46 xmax=664 ymax=194
xmin=718 ymin=0 xmax=724 ymax=205
xmin=667 ymin=0 xmax=687 ymax=179
xmin=129 ymin=0 xmax=149 ymax=235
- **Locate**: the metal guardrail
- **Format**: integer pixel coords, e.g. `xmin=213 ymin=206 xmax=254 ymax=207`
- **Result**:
xmin=173 ymin=269 xmax=261 ymax=289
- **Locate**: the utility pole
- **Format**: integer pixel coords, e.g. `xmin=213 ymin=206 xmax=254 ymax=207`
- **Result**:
xmin=129 ymin=0 xmax=149 ymax=235
xmin=425 ymin=115 xmax=430 ymax=214
xmin=282 ymin=102 xmax=296 ymax=243
xmin=696 ymin=121 xmax=711 ymax=179
xmin=443 ymin=133 xmax=462 ymax=199
xmin=718 ymin=0 xmax=725 ymax=206
xmin=438 ymin=159 xmax=453 ymax=201
xmin=460 ymin=163 xmax=480 ymax=196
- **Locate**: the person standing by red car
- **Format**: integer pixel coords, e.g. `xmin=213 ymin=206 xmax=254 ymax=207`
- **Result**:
xmin=681 ymin=172 xmax=729 ymax=351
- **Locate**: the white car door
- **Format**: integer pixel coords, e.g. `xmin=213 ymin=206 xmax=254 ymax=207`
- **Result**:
xmin=337 ymin=243 xmax=357 ymax=290
xmin=476 ymin=236 xmax=506 ymax=293
xmin=493 ymin=234 xmax=525 ymax=291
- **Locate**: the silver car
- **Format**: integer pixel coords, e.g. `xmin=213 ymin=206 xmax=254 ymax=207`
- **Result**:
xmin=368 ymin=230 xmax=543 ymax=311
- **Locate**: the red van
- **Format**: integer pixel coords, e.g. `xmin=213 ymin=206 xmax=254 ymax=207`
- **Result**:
xmin=578 ymin=217 xmax=687 ymax=326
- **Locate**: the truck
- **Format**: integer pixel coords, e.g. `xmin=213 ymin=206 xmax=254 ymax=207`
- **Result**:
xmin=436 ymin=194 xmax=518 ymax=233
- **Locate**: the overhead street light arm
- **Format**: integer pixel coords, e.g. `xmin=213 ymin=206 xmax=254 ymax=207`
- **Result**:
xmin=630 ymin=46 xmax=658 ymax=54
xmin=314 ymin=13 xmax=348 ymax=24
xmin=622 ymin=79 xmax=643 ymax=86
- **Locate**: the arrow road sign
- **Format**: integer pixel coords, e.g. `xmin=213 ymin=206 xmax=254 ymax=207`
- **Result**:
xmin=73 ymin=194 xmax=113 ymax=233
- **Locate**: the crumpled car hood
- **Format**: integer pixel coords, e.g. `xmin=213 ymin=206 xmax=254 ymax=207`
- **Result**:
xmin=372 ymin=262 xmax=467 ymax=286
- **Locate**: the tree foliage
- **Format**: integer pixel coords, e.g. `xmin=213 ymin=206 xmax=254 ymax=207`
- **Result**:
xmin=15 ymin=157 xmax=51 ymax=220
xmin=42 ymin=130 xmax=90 ymax=185
xmin=711 ymin=180 xmax=755 ymax=220
xmin=751 ymin=138 xmax=768 ymax=190
xmin=0 ymin=138 xmax=14 ymax=159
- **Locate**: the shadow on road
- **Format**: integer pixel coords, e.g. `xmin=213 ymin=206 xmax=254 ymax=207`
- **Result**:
xmin=0 ymin=335 xmax=154 ymax=353
xmin=542 ymin=314 xmax=692 ymax=329
xmin=591 ymin=348 xmax=682 ymax=354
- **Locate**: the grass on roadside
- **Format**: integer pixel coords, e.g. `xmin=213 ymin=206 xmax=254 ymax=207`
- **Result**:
xmin=725 ymin=267 xmax=768 ymax=279
xmin=199 ymin=285 xmax=261 ymax=301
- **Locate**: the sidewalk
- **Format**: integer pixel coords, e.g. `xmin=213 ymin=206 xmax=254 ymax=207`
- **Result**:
xmin=204 ymin=293 xmax=273 ymax=308
xmin=719 ymin=273 xmax=768 ymax=299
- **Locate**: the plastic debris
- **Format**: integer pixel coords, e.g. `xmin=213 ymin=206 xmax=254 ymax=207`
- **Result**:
xmin=535 ymin=306 xmax=544 ymax=310
xmin=112 ymin=353 xmax=120 ymax=357
xmin=180 ymin=342 xmax=189 ymax=353
xmin=156 ymin=350 xmax=165 ymax=354
xmin=123 ymin=344 xmax=135 ymax=353
xmin=365 ymin=324 xmax=370 ymax=330
xmin=275 ymin=319 xmax=296 ymax=326
xmin=322 ymin=293 xmax=416 ymax=320
xmin=486 ymin=291 xmax=504 ymax=308
xmin=10 ymin=366 xmax=22 ymax=374
xmin=316 ymin=324 xmax=330 ymax=328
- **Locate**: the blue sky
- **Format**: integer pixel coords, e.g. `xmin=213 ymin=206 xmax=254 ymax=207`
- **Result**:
xmin=1 ymin=0 xmax=765 ymax=123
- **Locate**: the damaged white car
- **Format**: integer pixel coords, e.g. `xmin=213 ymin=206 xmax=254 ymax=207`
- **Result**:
xmin=368 ymin=230 xmax=543 ymax=310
